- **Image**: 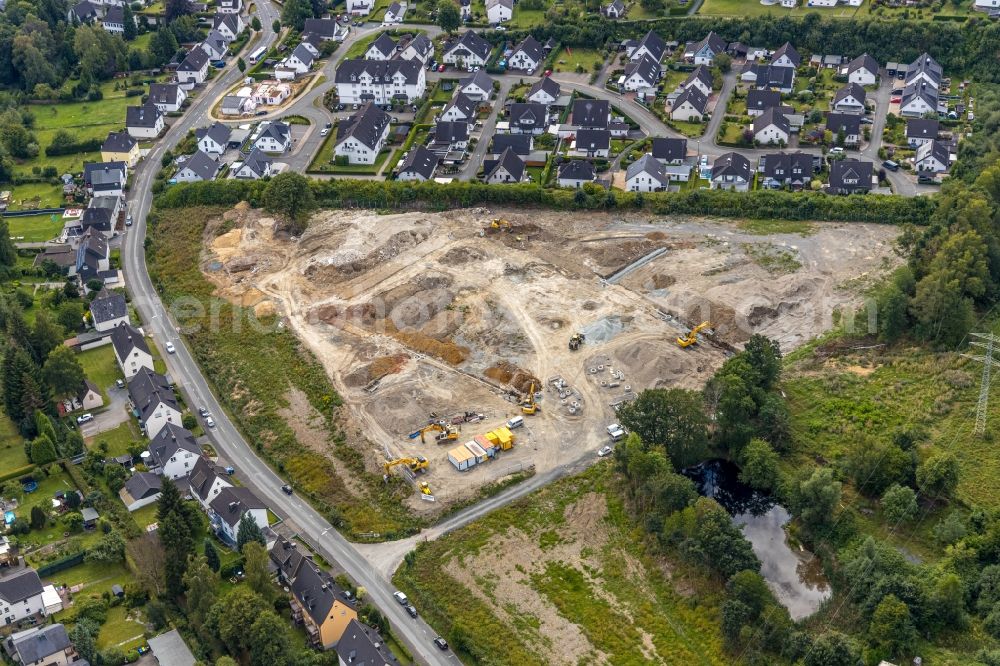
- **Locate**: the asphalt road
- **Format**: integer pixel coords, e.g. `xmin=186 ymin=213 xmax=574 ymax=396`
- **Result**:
xmin=120 ymin=11 xmax=456 ymax=666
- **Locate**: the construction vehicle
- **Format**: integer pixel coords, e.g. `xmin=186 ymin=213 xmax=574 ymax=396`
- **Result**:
xmin=410 ymin=422 xmax=460 ymax=444
xmin=568 ymin=333 xmax=585 ymax=351
xmin=419 ymin=481 xmax=433 ymax=495
xmin=520 ymin=383 xmax=539 ymax=415
xmin=383 ymin=456 xmax=429 ymax=477
xmin=677 ymin=322 xmax=710 ymax=348
xmin=486 ymin=218 xmax=512 ymax=234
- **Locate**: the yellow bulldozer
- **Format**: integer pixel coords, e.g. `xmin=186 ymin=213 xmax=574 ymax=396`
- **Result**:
xmin=383 ymin=456 xmax=429 ymax=477
xmin=677 ymin=322 xmax=711 ymax=348
xmin=520 ymin=383 xmax=540 ymax=415
xmin=419 ymin=481 xmax=433 ymax=496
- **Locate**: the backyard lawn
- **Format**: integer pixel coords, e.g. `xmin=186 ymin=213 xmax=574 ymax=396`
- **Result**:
xmin=90 ymin=421 xmax=143 ymax=457
xmin=45 ymin=560 xmax=131 ymax=596
xmin=6 ymin=213 xmax=65 ymax=243
xmin=97 ymin=605 xmax=147 ymax=650
xmin=77 ymin=345 xmax=123 ymax=398
xmin=5 ymin=181 xmax=65 ymax=211
xmin=0 ymin=415 xmax=27 ymax=470
xmin=130 ymin=503 xmax=158 ymax=529
xmin=698 ymin=0 xmax=865 ymax=17
xmin=549 ymin=48 xmax=603 ymax=75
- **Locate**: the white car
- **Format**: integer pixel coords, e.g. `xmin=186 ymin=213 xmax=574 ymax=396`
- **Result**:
xmin=206 ymin=417 xmax=216 ymax=428
xmin=320 ymin=128 xmax=330 ymax=136
xmin=598 ymin=446 xmax=613 ymax=458
xmin=393 ymin=591 xmax=408 ymax=605
xmin=165 ymin=342 xmax=176 ymax=354
xmin=76 ymin=413 xmax=94 ymax=425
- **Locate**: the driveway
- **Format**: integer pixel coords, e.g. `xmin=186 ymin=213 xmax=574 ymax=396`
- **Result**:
xmin=79 ymin=384 xmax=130 ymax=439
xmin=456 ymin=80 xmax=512 ymax=180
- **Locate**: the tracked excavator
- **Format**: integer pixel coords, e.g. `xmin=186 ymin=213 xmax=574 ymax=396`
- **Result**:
xmin=486 ymin=218 xmax=513 ymax=234
xmin=383 ymin=456 xmax=429 ymax=477
xmin=520 ymin=383 xmax=540 ymax=415
xmin=411 ymin=422 xmax=460 ymax=444
xmin=677 ymin=322 xmax=711 ymax=348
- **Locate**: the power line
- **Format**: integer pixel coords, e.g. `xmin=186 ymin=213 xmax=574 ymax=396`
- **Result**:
xmin=962 ymin=331 xmax=999 ymax=437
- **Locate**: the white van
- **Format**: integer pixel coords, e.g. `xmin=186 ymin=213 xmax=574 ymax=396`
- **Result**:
xmin=607 ymin=423 xmax=626 ymax=442
xmin=506 ymin=415 xmax=524 ymax=429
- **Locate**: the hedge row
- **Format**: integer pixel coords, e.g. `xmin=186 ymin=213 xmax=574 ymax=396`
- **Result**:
xmin=37 ymin=551 xmax=86 ymax=578
xmin=156 ymin=177 xmax=934 ymax=226
xmin=0 ymin=464 xmax=36 ymax=483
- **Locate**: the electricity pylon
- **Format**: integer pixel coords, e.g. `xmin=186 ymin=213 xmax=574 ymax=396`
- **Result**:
xmin=963 ymin=332 xmax=1000 ymax=437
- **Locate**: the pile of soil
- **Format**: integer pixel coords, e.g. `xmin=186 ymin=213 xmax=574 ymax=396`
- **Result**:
xmin=484 ymin=361 xmax=540 ymax=393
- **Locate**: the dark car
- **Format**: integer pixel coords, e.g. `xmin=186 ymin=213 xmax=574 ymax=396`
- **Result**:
xmin=255 ymin=110 xmax=267 ymax=116
xmin=882 ymin=160 xmax=900 ymax=172
xmin=433 ymin=637 xmax=448 ymax=651
xmin=325 ymin=121 xmax=333 ymax=128
xmin=406 ymin=604 xmax=417 ymax=618
xmin=281 ymin=484 xmax=293 ymax=495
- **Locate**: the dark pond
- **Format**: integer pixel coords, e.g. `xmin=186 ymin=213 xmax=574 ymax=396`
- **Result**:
xmin=685 ymin=459 xmax=831 ymax=620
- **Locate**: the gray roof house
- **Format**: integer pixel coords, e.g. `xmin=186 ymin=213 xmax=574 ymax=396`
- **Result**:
xmin=89 ymin=289 xmax=128 ymax=328
xmin=828 ymin=159 xmax=873 ymax=194
xmin=651 ymin=137 xmax=687 ymax=163
xmin=557 ymin=160 xmax=595 ymax=188
xmin=102 ymin=130 xmax=136 ymax=155
xmin=232 ymin=148 xmax=273 ymax=180
xmin=572 ymin=99 xmax=610 ymax=129
xmin=196 ymin=122 xmax=233 ymax=154
xmin=485 ymin=148 xmax=526 ymax=184
xmin=336 ymin=619 xmax=394 ymax=666
xmin=147 ymin=629 xmax=196 ymax=666
xmin=396 ymin=145 xmax=438 ymax=181
xmin=6 ymin=624 xmax=75 ymax=665
xmin=175 ymin=150 xmax=220 ymax=183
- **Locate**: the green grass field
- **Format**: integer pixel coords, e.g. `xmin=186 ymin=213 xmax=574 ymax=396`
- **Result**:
xmin=698 ymin=0 xmax=864 ymax=17
xmin=549 ymin=48 xmax=603 ymax=75
xmin=6 ymin=213 xmax=65 ymax=242
xmin=45 ymin=560 xmax=131 ymax=595
xmin=91 ymin=421 xmax=143 ymax=457
xmin=394 ymin=464 xmax=728 ymax=665
xmin=0 ymin=414 xmax=28 ymax=470
xmin=6 ymin=182 xmax=65 ymax=211
xmin=97 ymin=605 xmax=147 ymax=650
xmin=77 ymin=345 xmax=123 ymax=399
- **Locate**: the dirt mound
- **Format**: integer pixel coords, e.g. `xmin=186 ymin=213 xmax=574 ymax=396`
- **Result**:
xmin=645 ymin=231 xmax=668 ymax=241
xmin=484 ymin=362 xmax=540 ymax=393
xmin=648 ymin=274 xmax=675 ymax=290
xmin=313 ymin=303 xmax=378 ymax=328
xmin=585 ymin=239 xmax=662 ymax=272
xmin=345 ymin=353 xmax=411 ymax=387
xmin=440 ymin=246 xmax=487 ymax=265
xmin=388 ymin=322 xmax=469 ymax=365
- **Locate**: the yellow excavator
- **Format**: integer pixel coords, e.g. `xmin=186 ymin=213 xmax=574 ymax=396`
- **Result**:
xmin=486 ymin=218 xmax=513 ymax=234
xmin=383 ymin=456 xmax=429 ymax=477
xmin=520 ymin=383 xmax=539 ymax=415
xmin=677 ymin=322 xmax=711 ymax=348
xmin=412 ymin=422 xmax=460 ymax=444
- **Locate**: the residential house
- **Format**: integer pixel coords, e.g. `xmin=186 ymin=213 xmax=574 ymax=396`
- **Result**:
xmin=572 ymin=99 xmax=610 ymax=129
xmin=571 ymin=129 xmax=610 ymax=158
xmin=905 ymin=52 xmax=943 ymax=89
xmin=209 ymin=486 xmax=268 ymax=546
xmin=680 ymin=65 xmax=713 ymax=97
xmin=336 ymin=619 xmax=394 ymax=666
xmin=509 ymin=35 xmax=543 ymax=73
xmin=686 ymin=31 xmax=727 ymax=65
xmin=75 ymin=230 xmax=109 ymax=284
xmin=128 ymin=367 xmax=180 ymax=439
xmin=771 ymin=42 xmax=801 ymax=68
xmin=0 ymin=568 xmax=46 ymax=624
xmin=77 ymin=380 xmax=103 ymax=411
xmin=200 ymin=29 xmax=230 ymax=61
xmin=125 ymin=104 xmax=164 ymax=139
xmin=254 ymin=121 xmax=292 ymax=153
xmin=101 ymin=6 xmax=126 ymax=34
xmin=334 ymin=59 xmax=426 ymax=104
xmin=826 ymin=112 xmax=861 ymax=146
xmin=196 ymin=122 xmax=232 ymax=155
xmin=459 ymin=0 xmax=471 ymax=20
xmin=101 ymin=131 xmax=140 ymax=167
xmin=491 ymin=133 xmax=532 ymax=156
xmin=221 ymin=93 xmax=254 ymax=116
xmin=557 ymin=160 xmax=595 ymax=188
xmin=396 ymin=145 xmax=438 ymax=181
xmin=285 ymin=44 xmax=316 ymax=74
xmin=905 ymin=118 xmax=939 ymax=147
xmin=5 ymin=624 xmax=77 ymax=665
xmin=69 ymin=0 xmax=101 ymax=23
xmin=148 ymin=423 xmax=201 ymax=480
xmin=651 ymin=137 xmax=687 ymax=164
xmin=147 ymin=631 xmax=198 ymax=666
xmin=231 ymin=149 xmax=273 ymax=180
xmin=710 ymin=151 xmax=752 ymax=192
xmin=366 ymin=33 xmax=397 ymax=61
xmin=271 ymin=536 xmax=359 ymax=649
xmin=631 ymin=30 xmax=667 ymax=63
xmin=217 ymin=0 xmax=241 ymax=12
xmin=443 ymin=32 xmax=492 ymax=68
xmin=974 ymin=0 xmax=1000 ymax=9
xmin=670 ymin=87 xmax=708 ymax=122
xmin=251 ymin=81 xmax=291 ymax=106
xmin=189 ymin=456 xmax=233 ymax=512
xmin=177 ymin=48 xmax=210 ymax=87
xmin=84 ymin=161 xmax=127 ymax=197
xmin=900 ymin=81 xmax=938 ymax=117
xmin=301 ymin=18 xmax=347 ymax=54
xmin=213 ymin=13 xmax=244 ymax=41
xmin=746 ymin=89 xmax=782 ymax=117
xmin=759 ymin=151 xmax=814 ymax=189
xmin=382 ymin=1 xmax=406 ymax=23
xmin=460 ymin=70 xmax=495 ymax=102
xmin=741 ymin=63 xmax=795 ymax=93
xmin=625 ymin=154 xmax=669 ymax=192
xmin=484 ymin=148 xmax=526 ymax=184
xmin=148 ymin=83 xmax=187 ymax=113
xmin=110 ymin=323 xmax=153 ymax=378
xmin=915 ymin=140 xmax=950 ymax=172
xmin=81 ymin=207 xmax=115 ymax=238
xmin=828 ymin=159 xmax=873 ymax=194
xmin=399 ymin=34 xmax=433 ymax=63
xmin=753 ymin=108 xmax=790 ymax=145
xmin=440 ymin=92 xmax=477 ymax=124
xmin=842 ymin=53 xmax=878 ymax=86
xmin=347 ymin=0 xmax=374 ymax=14
xmin=622 ymin=53 xmax=659 ymax=99
xmin=428 ymin=121 xmax=469 ymax=156
xmin=486 ymin=0 xmax=512 ymax=23
xmin=832 ymin=83 xmax=866 ymax=113
xmin=120 ymin=472 xmax=162 ymax=511
xmin=527 ymin=77 xmax=559 ymax=107
xmin=174 ymin=150 xmax=219 ymax=183
xmin=334 ymin=103 xmax=390 ymax=165
xmin=90 ymin=289 xmax=128 ymax=332
xmin=604 ymin=0 xmax=625 ymax=17
xmin=508 ymin=102 xmax=548 ymax=135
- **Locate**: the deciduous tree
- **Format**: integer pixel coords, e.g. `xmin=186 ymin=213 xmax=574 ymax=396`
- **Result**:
xmin=42 ymin=346 xmax=85 ymax=397
xmin=616 ymin=388 xmax=708 ymax=470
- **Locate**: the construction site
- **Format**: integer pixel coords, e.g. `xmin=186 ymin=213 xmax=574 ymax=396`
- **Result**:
xmin=203 ymin=205 xmax=900 ymax=513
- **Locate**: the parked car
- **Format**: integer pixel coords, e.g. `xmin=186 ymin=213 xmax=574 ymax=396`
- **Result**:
xmin=433 ymin=637 xmax=449 ymax=650
xmin=255 ymin=110 xmax=267 ymax=116
xmin=918 ymin=174 xmax=938 ymax=184
xmin=336 ymin=103 xmax=345 ymax=111
xmin=598 ymin=445 xmax=613 ymax=457
xmin=76 ymin=413 xmax=94 ymax=425
xmin=206 ymin=417 xmax=216 ymax=428
xmin=125 ymin=214 xmax=133 ymax=226
xmin=165 ymin=341 xmax=176 ymax=354
xmin=882 ymin=160 xmax=900 ymax=172
xmin=406 ymin=604 xmax=417 ymax=618
xmin=438 ymin=64 xmax=446 ymax=72
xmin=116 ymin=379 xmax=125 ymax=388
xmin=393 ymin=591 xmax=408 ymax=605
xmin=281 ymin=484 xmax=294 ymax=495
xmin=199 ymin=407 xmax=209 ymax=416
xmin=324 ymin=121 xmax=333 ymax=129
xmin=320 ymin=128 xmax=330 ymax=136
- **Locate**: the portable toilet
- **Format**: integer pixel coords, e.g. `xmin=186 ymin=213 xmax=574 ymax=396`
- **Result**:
xmin=474 ymin=434 xmax=497 ymax=458
xmin=465 ymin=440 xmax=488 ymax=464
xmin=448 ymin=444 xmax=476 ymax=471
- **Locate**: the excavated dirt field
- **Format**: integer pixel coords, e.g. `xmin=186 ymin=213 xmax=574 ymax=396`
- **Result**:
xmin=201 ymin=206 xmax=899 ymax=513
